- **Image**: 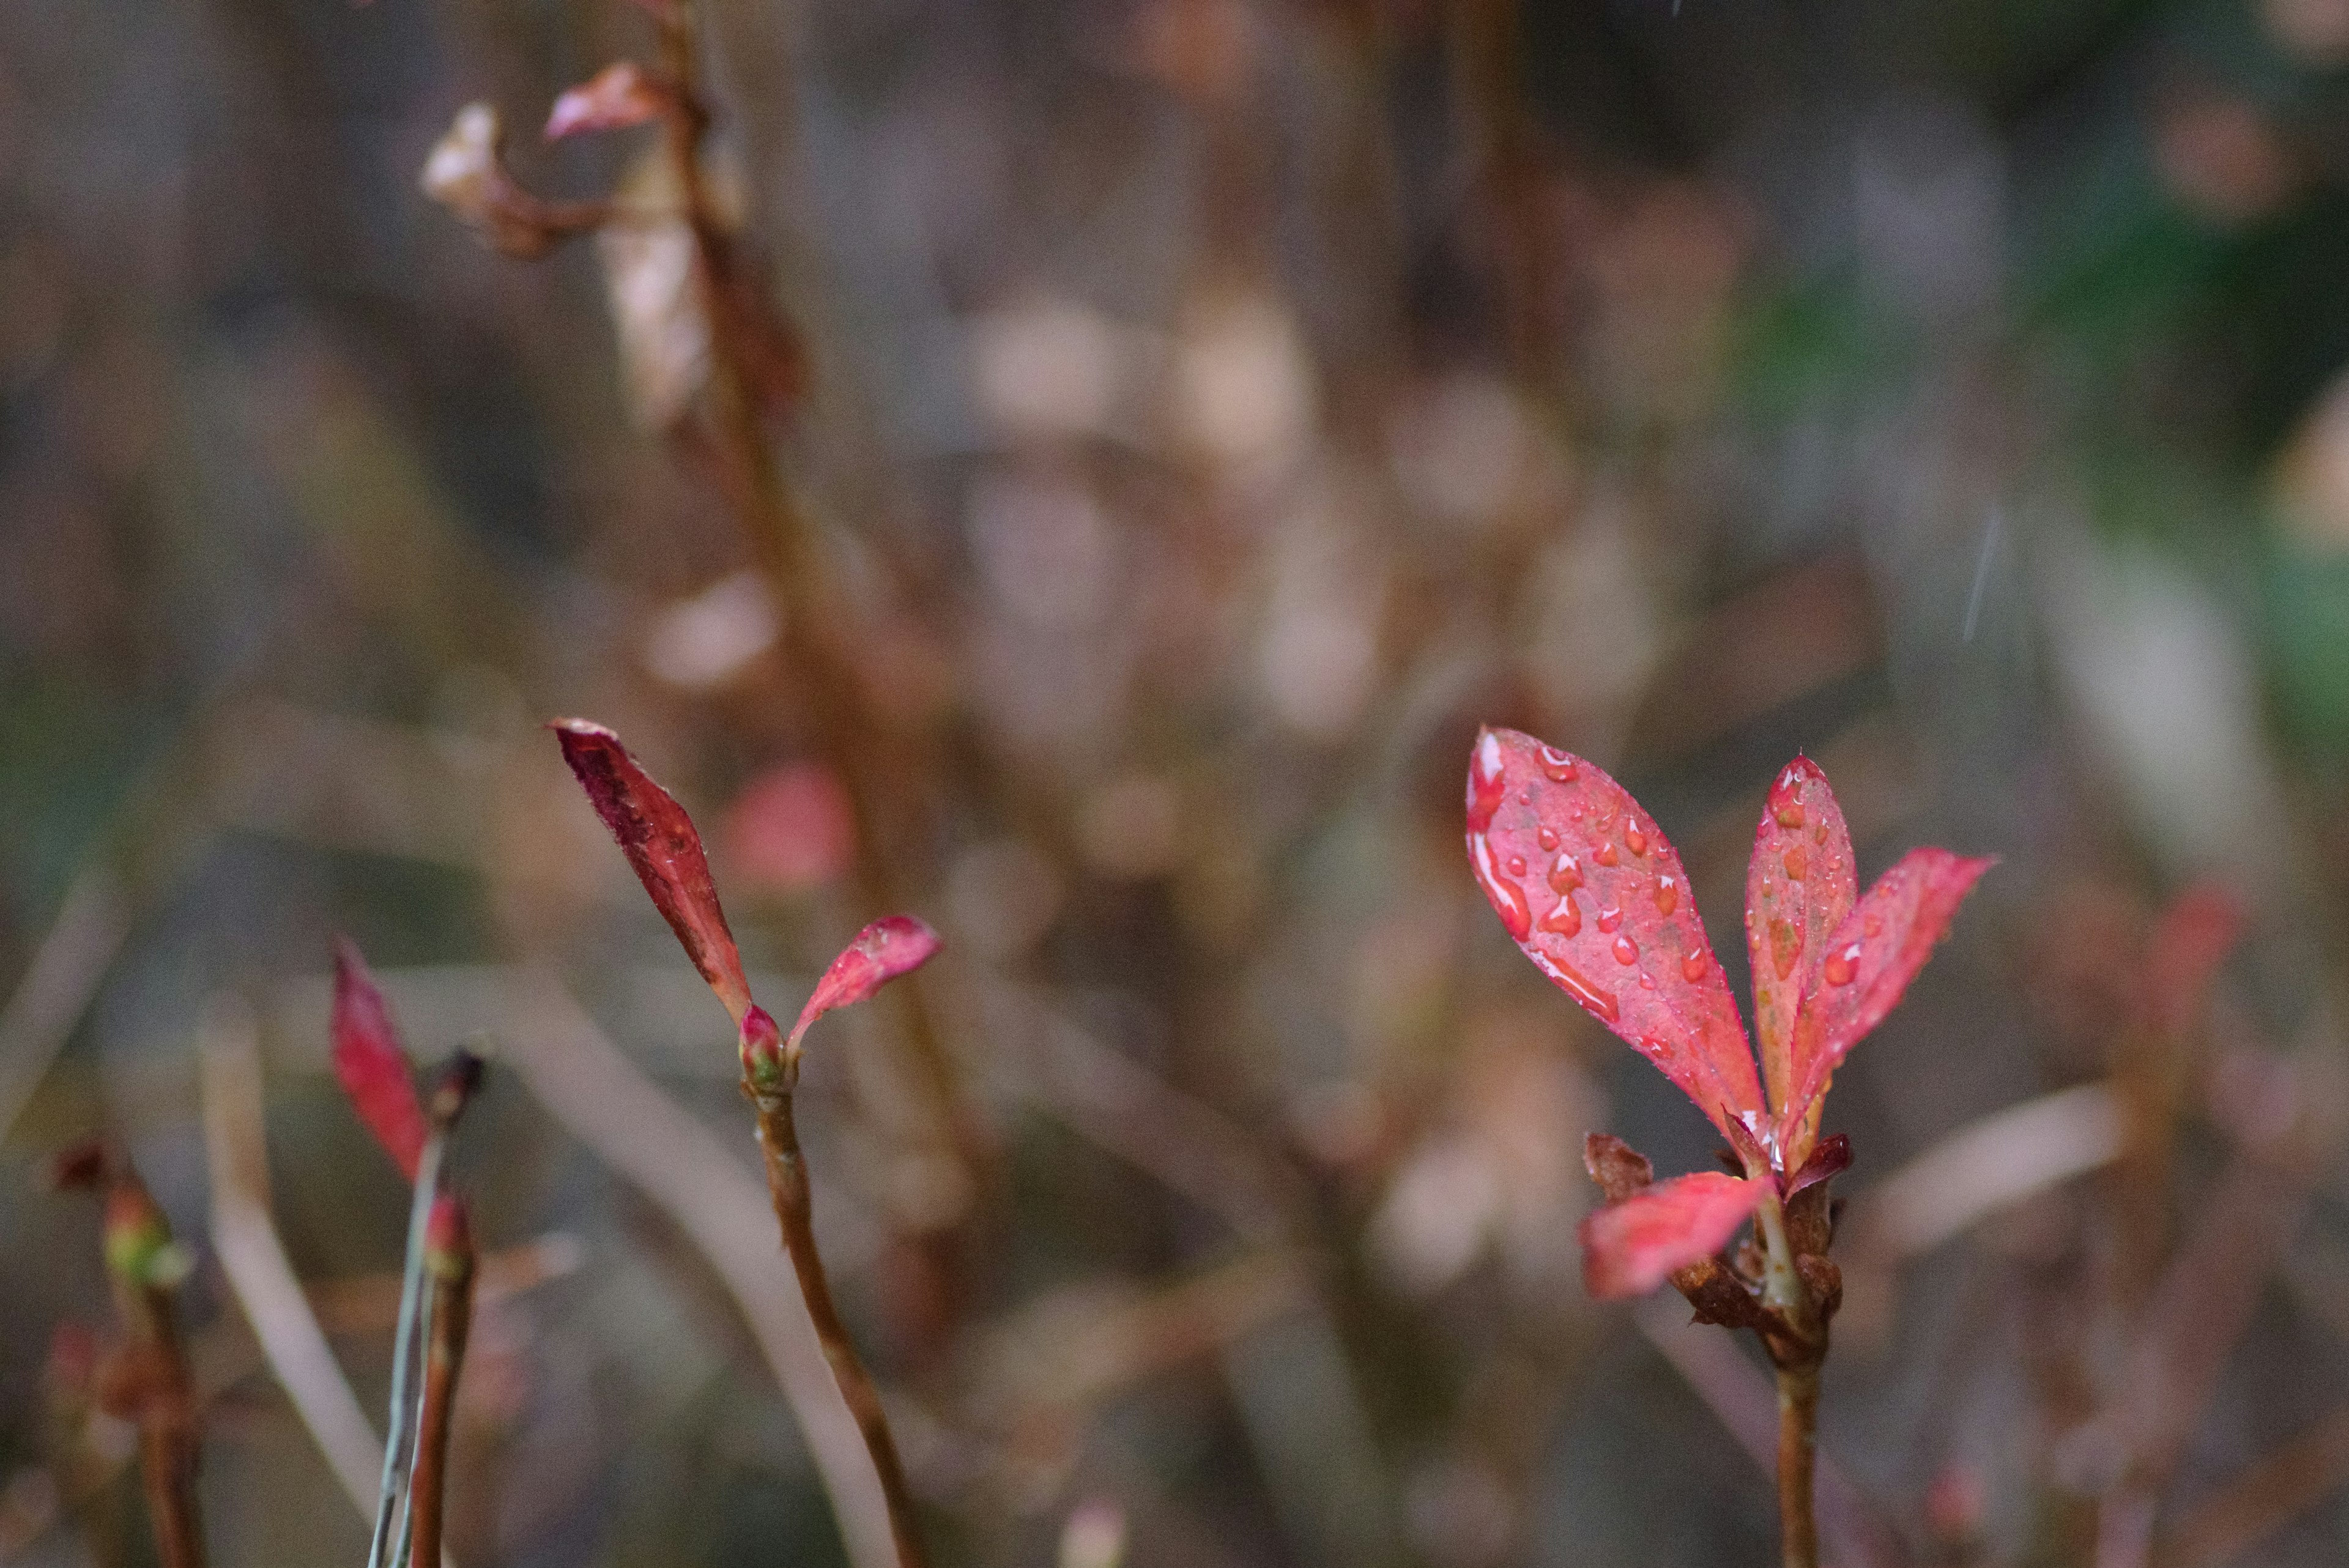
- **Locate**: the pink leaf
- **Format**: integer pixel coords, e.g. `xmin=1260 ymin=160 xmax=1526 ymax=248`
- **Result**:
xmin=1466 ymin=726 xmax=1765 ymax=1139
xmin=724 ymin=762 xmax=857 ymax=893
xmin=2140 ymin=883 xmax=2246 ymax=1038
xmin=1579 ymin=1171 xmax=1768 ymax=1299
xmin=789 ymin=916 xmax=941 ymax=1047
xmin=551 ymin=719 xmax=754 ymax=1026
xmin=1777 ymin=847 xmax=1994 ymax=1156
xmin=545 ymin=62 xmax=672 ymax=141
xmin=332 ymin=938 xmax=428 ymax=1181
xmin=1745 ymin=756 xmax=1856 ymax=1120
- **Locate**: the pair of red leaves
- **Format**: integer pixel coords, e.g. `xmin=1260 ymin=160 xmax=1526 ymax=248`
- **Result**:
xmin=332 ymin=723 xmax=935 ymax=1170
xmin=1465 ymin=727 xmax=1992 ymax=1298
xmin=549 ymin=720 xmax=938 ymax=1075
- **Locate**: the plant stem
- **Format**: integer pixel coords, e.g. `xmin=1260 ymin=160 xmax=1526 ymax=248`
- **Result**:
xmin=1755 ymin=1191 xmax=1822 ymax=1568
xmin=1775 ymin=1359 xmax=1820 ymax=1568
xmin=650 ymin=0 xmax=979 ymax=1182
xmin=406 ymin=1246 xmax=476 ymax=1568
xmin=748 ymin=1079 xmax=929 ymax=1568
xmin=366 ymin=1134 xmax=445 ymax=1568
xmin=132 ymin=1295 xmax=206 ymax=1568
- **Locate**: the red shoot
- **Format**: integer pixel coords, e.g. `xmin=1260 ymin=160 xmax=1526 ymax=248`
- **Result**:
xmin=1466 ymin=727 xmax=1990 ymax=1300
xmin=545 ymin=62 xmax=672 ymax=141
xmin=1579 ymin=1172 xmax=1768 ymax=1299
xmin=1465 ymin=726 xmax=1764 ymax=1139
xmin=332 ymin=938 xmax=428 ymax=1181
xmin=552 ymin=719 xmax=755 ymax=1027
xmin=789 ymin=916 xmax=941 ymax=1049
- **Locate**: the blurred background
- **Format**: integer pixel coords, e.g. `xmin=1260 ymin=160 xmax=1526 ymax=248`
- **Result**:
xmin=6 ymin=0 xmax=2349 ymax=1564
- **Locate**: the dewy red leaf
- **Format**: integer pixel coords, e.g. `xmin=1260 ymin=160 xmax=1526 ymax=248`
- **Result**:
xmin=1466 ymin=727 xmax=1764 ymax=1139
xmin=1776 ymin=847 xmax=1995 ymax=1156
xmin=1745 ymin=756 xmax=1856 ymax=1120
xmin=1578 ymin=1171 xmax=1768 ymax=1299
xmin=552 ymin=719 xmax=754 ymax=1026
xmin=545 ymin=62 xmax=673 ymax=141
xmin=332 ymin=938 xmax=428 ymax=1181
xmin=789 ymin=916 xmax=942 ymax=1047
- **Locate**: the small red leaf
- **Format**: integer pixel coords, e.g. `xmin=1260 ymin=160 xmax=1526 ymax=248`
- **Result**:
xmin=552 ymin=719 xmax=754 ymax=1026
xmin=1579 ymin=1171 xmax=1767 ymax=1299
xmin=789 ymin=916 xmax=941 ymax=1047
xmin=1466 ymin=727 xmax=1765 ymax=1138
xmin=1745 ymin=756 xmax=1856 ymax=1120
xmin=332 ymin=938 xmax=428 ymax=1181
xmin=546 ymin=62 xmax=672 ymax=141
xmin=1777 ymin=847 xmax=1994 ymax=1156
xmin=2140 ymin=883 xmax=2246 ymax=1038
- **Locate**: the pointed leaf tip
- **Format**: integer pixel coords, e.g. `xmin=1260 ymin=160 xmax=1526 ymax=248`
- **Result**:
xmin=331 ymin=938 xmax=428 ymax=1181
xmin=1579 ymin=1171 xmax=1767 ymax=1299
xmin=1466 ymin=726 xmax=1765 ymax=1137
xmin=789 ymin=916 xmax=941 ymax=1046
xmin=552 ymin=719 xmax=754 ymax=1025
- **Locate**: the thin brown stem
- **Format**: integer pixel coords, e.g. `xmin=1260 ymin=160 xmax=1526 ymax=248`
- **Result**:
xmin=1775 ymin=1361 xmax=1821 ymax=1568
xmin=1756 ymin=1191 xmax=1822 ymax=1568
xmin=133 ymin=1312 xmax=206 ymax=1568
xmin=648 ymin=0 xmax=980 ymax=1187
xmin=748 ymin=1080 xmax=929 ymax=1568
xmin=407 ymin=1250 xmax=476 ymax=1568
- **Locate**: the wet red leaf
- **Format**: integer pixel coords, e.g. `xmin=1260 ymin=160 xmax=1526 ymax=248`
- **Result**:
xmin=789 ymin=916 xmax=942 ymax=1047
xmin=552 ymin=719 xmax=754 ymax=1027
xmin=1776 ymin=847 xmax=1994 ymax=1157
xmin=332 ymin=938 xmax=428 ymax=1181
xmin=1579 ymin=1170 xmax=1767 ymax=1299
xmin=1746 ymin=756 xmax=1855 ymax=1121
xmin=545 ymin=62 xmax=673 ymax=141
xmin=1466 ymin=727 xmax=1764 ymax=1139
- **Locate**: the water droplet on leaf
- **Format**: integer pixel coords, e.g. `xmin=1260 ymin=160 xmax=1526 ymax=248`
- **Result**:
xmin=1824 ymin=942 xmax=1861 ymax=986
xmin=1781 ymin=845 xmax=1808 ymax=881
xmin=1597 ymin=905 xmax=1624 ymax=933
xmin=1653 ymin=876 xmax=1677 ymax=916
xmin=1612 ymin=934 xmax=1639 ymax=965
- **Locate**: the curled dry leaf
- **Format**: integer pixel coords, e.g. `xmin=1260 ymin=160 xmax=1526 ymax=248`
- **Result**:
xmin=546 ymin=62 xmax=674 ymax=141
xmin=1466 ymin=726 xmax=1764 ymax=1139
xmin=1579 ymin=1172 xmax=1768 ymax=1300
xmin=789 ymin=916 xmax=942 ymax=1047
xmin=551 ymin=719 xmax=753 ymax=1025
xmin=421 ymin=102 xmax=609 ymax=260
xmin=332 ymin=938 xmax=428 ymax=1181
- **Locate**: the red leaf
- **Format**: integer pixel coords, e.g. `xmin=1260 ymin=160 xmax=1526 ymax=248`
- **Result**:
xmin=1466 ymin=727 xmax=1765 ymax=1139
xmin=724 ymin=762 xmax=857 ymax=893
xmin=332 ymin=938 xmax=428 ymax=1181
xmin=552 ymin=719 xmax=754 ymax=1026
xmin=545 ymin=62 xmax=672 ymax=141
xmin=1745 ymin=756 xmax=1856 ymax=1121
xmin=2140 ymin=883 xmax=2246 ymax=1038
xmin=1776 ymin=847 xmax=1994 ymax=1156
xmin=1579 ymin=1170 xmax=1767 ymax=1299
xmin=789 ymin=916 xmax=941 ymax=1047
